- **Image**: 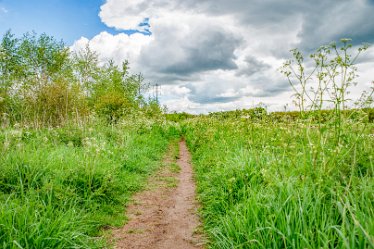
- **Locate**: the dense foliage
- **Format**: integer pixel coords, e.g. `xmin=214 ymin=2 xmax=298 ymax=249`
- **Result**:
xmin=0 ymin=31 xmax=160 ymax=127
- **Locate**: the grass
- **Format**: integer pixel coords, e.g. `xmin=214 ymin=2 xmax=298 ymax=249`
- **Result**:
xmin=170 ymin=162 xmax=181 ymax=173
xmin=183 ymin=116 xmax=374 ymax=248
xmin=0 ymin=120 xmax=180 ymax=248
xmin=1 ymin=110 xmax=373 ymax=249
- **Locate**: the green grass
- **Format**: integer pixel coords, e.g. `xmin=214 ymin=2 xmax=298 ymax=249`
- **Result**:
xmin=1 ymin=112 xmax=373 ymax=249
xmin=0 ymin=120 xmax=180 ymax=248
xmin=184 ymin=117 xmax=374 ymax=248
xmin=170 ymin=162 xmax=181 ymax=173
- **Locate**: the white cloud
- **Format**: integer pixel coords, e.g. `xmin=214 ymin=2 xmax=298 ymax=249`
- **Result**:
xmin=71 ymin=32 xmax=152 ymax=68
xmin=72 ymin=0 xmax=374 ymax=113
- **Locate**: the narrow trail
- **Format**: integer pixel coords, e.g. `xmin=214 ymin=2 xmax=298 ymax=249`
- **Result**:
xmin=112 ymin=140 xmax=204 ymax=249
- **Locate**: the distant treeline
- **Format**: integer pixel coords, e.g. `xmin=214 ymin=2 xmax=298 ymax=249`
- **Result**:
xmin=166 ymin=107 xmax=374 ymax=123
xmin=0 ymin=31 xmax=161 ymax=128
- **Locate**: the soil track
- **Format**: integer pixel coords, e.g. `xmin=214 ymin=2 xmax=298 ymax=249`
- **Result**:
xmin=112 ymin=140 xmax=204 ymax=249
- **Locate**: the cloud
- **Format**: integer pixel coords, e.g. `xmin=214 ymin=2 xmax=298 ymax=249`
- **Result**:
xmin=186 ymin=79 xmax=243 ymax=104
xmin=71 ymin=0 xmax=374 ymax=113
xmin=71 ymin=31 xmax=152 ymax=67
xmin=236 ymin=56 xmax=271 ymax=77
xmin=99 ymin=0 xmax=150 ymax=32
xmin=139 ymin=23 xmax=242 ymax=78
xmin=297 ymin=0 xmax=374 ymax=50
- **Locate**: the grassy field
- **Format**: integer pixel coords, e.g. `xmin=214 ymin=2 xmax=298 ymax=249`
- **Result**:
xmin=1 ymin=30 xmax=373 ymax=248
xmin=183 ymin=115 xmax=374 ymax=248
xmin=1 ymin=113 xmax=373 ymax=248
xmin=0 ymin=119 xmax=179 ymax=248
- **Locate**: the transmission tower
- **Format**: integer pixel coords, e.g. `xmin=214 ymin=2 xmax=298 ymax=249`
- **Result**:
xmin=154 ymin=83 xmax=160 ymax=103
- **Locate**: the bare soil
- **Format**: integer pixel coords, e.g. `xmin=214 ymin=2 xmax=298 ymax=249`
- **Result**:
xmin=112 ymin=140 xmax=204 ymax=249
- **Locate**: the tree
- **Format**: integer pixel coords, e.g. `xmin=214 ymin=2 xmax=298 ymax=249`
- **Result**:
xmin=72 ymin=44 xmax=100 ymax=96
xmin=92 ymin=60 xmax=146 ymax=123
xmin=0 ymin=31 xmax=163 ymax=127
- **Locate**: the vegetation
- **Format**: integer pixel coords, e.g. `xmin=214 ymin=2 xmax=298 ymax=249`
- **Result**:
xmin=1 ymin=29 xmax=373 ymax=249
xmin=182 ymin=40 xmax=373 ymax=248
xmin=0 ymin=31 xmax=179 ymax=248
xmin=184 ymin=115 xmax=373 ymax=248
xmin=0 ymin=30 xmax=160 ymax=127
xmin=0 ymin=120 xmax=180 ymax=248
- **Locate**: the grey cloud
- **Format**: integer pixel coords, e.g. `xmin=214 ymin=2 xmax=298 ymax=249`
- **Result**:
xmin=177 ymin=0 xmax=303 ymax=24
xmin=236 ymin=56 xmax=271 ymax=77
xmin=189 ymin=96 xmax=240 ymax=104
xmin=177 ymin=0 xmax=374 ymax=52
xmin=184 ymin=75 xmax=290 ymax=105
xmin=150 ymin=0 xmax=372 ymax=104
xmin=98 ymin=0 xmax=374 ymax=112
xmin=250 ymin=81 xmax=291 ymax=97
xmin=185 ymin=81 xmax=244 ymax=104
xmin=297 ymin=0 xmax=374 ymax=51
xmin=139 ymin=24 xmax=242 ymax=82
xmin=142 ymin=72 xmax=201 ymax=85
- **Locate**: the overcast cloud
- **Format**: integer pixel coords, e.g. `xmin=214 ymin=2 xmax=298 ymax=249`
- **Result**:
xmin=71 ymin=0 xmax=374 ymax=113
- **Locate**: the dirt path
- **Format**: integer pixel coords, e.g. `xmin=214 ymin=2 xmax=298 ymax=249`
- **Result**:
xmin=112 ymin=140 xmax=204 ymax=249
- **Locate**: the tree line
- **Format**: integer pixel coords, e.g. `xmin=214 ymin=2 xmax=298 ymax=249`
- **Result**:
xmin=0 ymin=30 xmax=161 ymax=128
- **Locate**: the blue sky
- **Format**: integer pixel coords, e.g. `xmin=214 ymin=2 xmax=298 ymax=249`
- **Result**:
xmin=0 ymin=0 xmax=124 ymax=44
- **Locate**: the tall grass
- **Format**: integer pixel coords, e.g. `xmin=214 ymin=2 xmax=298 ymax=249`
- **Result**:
xmin=184 ymin=117 xmax=373 ymax=248
xmin=183 ymin=40 xmax=373 ymax=248
xmin=0 ymin=119 xmax=180 ymax=248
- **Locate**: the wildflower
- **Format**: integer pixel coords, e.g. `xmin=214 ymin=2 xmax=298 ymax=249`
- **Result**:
xmin=3 ymin=140 xmax=10 ymax=150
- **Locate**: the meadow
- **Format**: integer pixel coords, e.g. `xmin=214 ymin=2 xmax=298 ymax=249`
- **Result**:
xmin=0 ymin=119 xmax=180 ymax=248
xmin=0 ymin=31 xmax=183 ymax=248
xmin=179 ymin=40 xmax=374 ymax=248
xmin=1 ymin=110 xmax=373 ymax=248
xmin=1 ymin=31 xmax=373 ymax=248
xmin=183 ymin=112 xmax=373 ymax=248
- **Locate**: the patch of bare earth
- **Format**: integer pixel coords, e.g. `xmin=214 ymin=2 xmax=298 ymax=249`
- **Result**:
xmin=112 ymin=140 xmax=205 ymax=249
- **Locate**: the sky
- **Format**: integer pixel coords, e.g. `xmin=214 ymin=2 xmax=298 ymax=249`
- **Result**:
xmin=1 ymin=0 xmax=373 ymax=113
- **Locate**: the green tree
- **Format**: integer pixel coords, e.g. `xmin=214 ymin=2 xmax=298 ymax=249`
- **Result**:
xmin=72 ymin=44 xmax=100 ymax=96
xmin=92 ymin=60 xmax=146 ymax=123
xmin=0 ymin=31 xmax=162 ymax=127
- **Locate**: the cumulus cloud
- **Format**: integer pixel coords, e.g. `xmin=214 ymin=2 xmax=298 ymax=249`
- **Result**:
xmin=72 ymin=0 xmax=374 ymax=113
xmin=71 ymin=31 xmax=152 ymax=67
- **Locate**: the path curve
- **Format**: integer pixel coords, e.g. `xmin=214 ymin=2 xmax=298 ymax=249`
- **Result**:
xmin=113 ymin=140 xmax=204 ymax=249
